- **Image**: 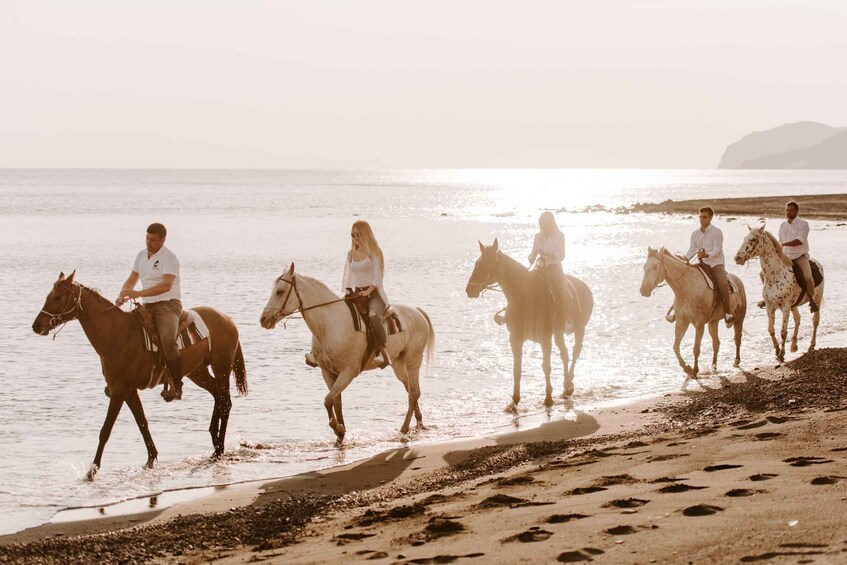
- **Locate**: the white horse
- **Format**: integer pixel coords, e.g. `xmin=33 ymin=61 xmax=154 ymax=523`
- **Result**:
xmin=640 ymin=247 xmax=747 ymax=377
xmin=260 ymin=264 xmax=435 ymax=441
xmin=733 ymin=226 xmax=823 ymax=361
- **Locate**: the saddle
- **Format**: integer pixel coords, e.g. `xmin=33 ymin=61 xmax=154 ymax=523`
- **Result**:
xmin=132 ymin=304 xmax=210 ymax=389
xmin=792 ymin=258 xmax=823 ymax=306
xmin=346 ymin=297 xmax=404 ymax=372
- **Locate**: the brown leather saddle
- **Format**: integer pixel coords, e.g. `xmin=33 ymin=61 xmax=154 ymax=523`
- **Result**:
xmin=133 ymin=304 xmax=193 ymax=350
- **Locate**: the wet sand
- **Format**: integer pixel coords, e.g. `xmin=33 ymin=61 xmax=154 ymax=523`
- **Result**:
xmin=2 ymin=348 xmax=846 ymax=564
xmin=620 ymin=193 xmax=847 ymax=221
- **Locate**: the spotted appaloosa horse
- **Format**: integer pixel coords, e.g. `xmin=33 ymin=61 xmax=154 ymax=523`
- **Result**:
xmin=32 ymin=272 xmax=248 ymax=479
xmin=734 ymin=226 xmax=824 ymax=362
xmin=640 ymin=247 xmax=747 ymax=377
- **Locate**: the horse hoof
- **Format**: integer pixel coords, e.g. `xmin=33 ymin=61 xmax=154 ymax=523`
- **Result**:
xmin=334 ymin=424 xmax=346 ymax=439
xmin=416 ymin=421 xmax=427 ymax=430
xmin=543 ymin=397 xmax=554 ymax=408
xmin=733 ymin=360 xmax=740 ymax=368
xmin=504 ymin=401 xmax=518 ymax=414
xmin=86 ymin=463 xmax=99 ymax=481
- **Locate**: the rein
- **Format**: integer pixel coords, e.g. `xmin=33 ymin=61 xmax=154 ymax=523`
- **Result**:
xmin=272 ymin=274 xmax=349 ymax=326
xmin=467 ymin=251 xmax=507 ymax=296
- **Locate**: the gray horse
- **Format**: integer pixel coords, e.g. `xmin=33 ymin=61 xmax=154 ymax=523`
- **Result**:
xmin=260 ymin=264 xmax=435 ymax=441
xmin=640 ymin=247 xmax=747 ymax=377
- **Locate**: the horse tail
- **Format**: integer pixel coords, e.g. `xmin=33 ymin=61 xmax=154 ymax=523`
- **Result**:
xmin=416 ymin=307 xmax=436 ymax=376
xmin=233 ymin=341 xmax=248 ymax=396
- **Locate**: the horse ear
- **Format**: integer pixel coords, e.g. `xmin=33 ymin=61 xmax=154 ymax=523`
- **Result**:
xmin=58 ymin=272 xmax=65 ymax=281
xmin=478 ymin=240 xmax=485 ymax=253
xmin=67 ymin=270 xmax=76 ymax=284
xmin=492 ymin=238 xmax=499 ymax=252
xmin=286 ymin=263 xmax=295 ymax=276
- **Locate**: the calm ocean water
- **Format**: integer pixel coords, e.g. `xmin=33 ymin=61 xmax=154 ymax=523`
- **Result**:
xmin=1 ymin=169 xmax=846 ymax=534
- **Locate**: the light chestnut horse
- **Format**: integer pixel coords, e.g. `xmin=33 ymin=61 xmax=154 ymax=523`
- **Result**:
xmin=465 ymin=240 xmax=594 ymax=412
xmin=32 ymin=272 xmax=248 ymax=479
xmin=734 ymin=226 xmax=824 ymax=361
xmin=640 ymin=248 xmax=747 ymax=377
xmin=260 ymin=264 xmax=435 ymax=441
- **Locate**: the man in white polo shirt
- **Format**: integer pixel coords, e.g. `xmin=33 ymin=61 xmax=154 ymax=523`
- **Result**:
xmin=779 ymin=200 xmax=819 ymax=313
xmin=687 ymin=206 xmax=734 ymax=326
xmin=116 ymin=223 xmax=184 ymax=400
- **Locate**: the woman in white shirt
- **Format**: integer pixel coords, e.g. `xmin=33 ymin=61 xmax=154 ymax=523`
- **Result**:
xmin=528 ymin=211 xmax=567 ymax=333
xmin=343 ymin=220 xmax=392 ymax=367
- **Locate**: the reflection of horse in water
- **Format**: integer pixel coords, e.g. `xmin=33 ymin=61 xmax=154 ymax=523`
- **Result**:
xmin=734 ymin=226 xmax=824 ymax=361
xmin=640 ymin=247 xmax=747 ymax=377
xmin=260 ymin=264 xmax=435 ymax=441
xmin=32 ymin=272 xmax=248 ymax=479
xmin=466 ymin=240 xmax=594 ymax=411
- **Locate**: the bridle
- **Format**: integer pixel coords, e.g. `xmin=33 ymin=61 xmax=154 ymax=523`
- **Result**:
xmin=467 ymin=251 xmax=505 ymax=296
xmin=270 ymin=273 xmax=349 ymax=325
xmin=40 ymin=282 xmax=116 ymax=339
xmin=649 ymin=250 xmax=693 ymax=294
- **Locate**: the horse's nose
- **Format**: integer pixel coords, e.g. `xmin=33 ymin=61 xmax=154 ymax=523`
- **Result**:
xmin=465 ymin=285 xmax=478 ymax=298
xmin=32 ymin=321 xmax=45 ymax=335
xmin=639 ymin=287 xmax=651 ymax=298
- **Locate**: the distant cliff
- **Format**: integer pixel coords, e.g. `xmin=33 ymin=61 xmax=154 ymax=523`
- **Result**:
xmin=718 ymin=121 xmax=847 ymax=169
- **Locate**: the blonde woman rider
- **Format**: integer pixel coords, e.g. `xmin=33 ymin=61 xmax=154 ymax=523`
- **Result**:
xmin=343 ymin=220 xmax=392 ymax=367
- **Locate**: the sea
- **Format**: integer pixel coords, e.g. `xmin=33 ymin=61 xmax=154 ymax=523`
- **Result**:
xmin=1 ymin=168 xmax=845 ymax=535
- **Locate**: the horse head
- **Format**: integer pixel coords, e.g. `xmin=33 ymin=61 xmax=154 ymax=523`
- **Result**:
xmin=639 ymin=247 xmax=666 ymax=297
xmin=466 ymin=239 xmax=500 ymax=298
xmin=32 ymin=271 xmax=80 ymax=335
xmin=734 ymin=225 xmax=766 ymax=265
xmin=260 ymin=263 xmax=297 ymax=329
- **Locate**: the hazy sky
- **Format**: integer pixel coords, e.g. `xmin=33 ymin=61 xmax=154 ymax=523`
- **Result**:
xmin=1 ymin=1 xmax=845 ymax=168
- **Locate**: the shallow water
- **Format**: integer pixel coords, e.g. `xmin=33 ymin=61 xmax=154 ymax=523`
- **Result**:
xmin=1 ymin=168 xmax=846 ymax=534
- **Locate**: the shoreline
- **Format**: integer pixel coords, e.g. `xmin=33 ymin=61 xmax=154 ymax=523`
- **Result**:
xmin=2 ymin=348 xmax=846 ymax=563
xmin=613 ymin=193 xmax=847 ymax=221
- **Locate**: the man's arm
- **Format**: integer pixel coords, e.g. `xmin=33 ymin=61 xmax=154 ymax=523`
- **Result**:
xmin=782 ymin=221 xmax=809 ymax=247
xmin=118 ymin=274 xmax=175 ymax=303
xmin=116 ymin=272 xmax=140 ymax=305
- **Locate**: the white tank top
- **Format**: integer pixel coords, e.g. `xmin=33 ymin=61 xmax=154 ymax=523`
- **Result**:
xmin=349 ymin=257 xmax=376 ymax=288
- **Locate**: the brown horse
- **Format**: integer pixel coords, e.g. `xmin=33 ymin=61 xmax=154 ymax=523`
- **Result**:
xmin=32 ymin=272 xmax=247 ymax=479
xmin=466 ymin=240 xmax=594 ymax=412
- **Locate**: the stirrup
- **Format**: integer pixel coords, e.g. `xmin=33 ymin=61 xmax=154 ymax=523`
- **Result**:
xmin=378 ymin=350 xmax=392 ymax=369
xmin=757 ymin=300 xmax=766 ymax=309
xmin=493 ymin=312 xmax=506 ymax=326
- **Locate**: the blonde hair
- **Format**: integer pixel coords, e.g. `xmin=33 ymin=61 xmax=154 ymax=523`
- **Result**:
xmin=538 ymin=211 xmax=563 ymax=236
xmin=350 ymin=220 xmax=385 ymax=269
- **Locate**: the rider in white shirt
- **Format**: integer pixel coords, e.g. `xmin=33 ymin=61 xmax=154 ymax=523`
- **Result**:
xmin=779 ymin=201 xmax=818 ymax=313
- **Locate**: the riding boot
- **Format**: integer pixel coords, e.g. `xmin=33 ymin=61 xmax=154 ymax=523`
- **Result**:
xmin=379 ymin=348 xmax=392 ymax=369
xmin=166 ymin=357 xmax=183 ymax=400
xmin=809 ymin=299 xmax=819 ymax=313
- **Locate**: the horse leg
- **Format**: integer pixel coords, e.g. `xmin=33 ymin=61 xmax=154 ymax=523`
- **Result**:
xmin=778 ymin=308 xmax=789 ymax=362
xmin=124 ymin=390 xmax=158 ymax=469
xmin=790 ymin=307 xmax=800 ymax=353
xmin=541 ymin=337 xmax=553 ymax=407
xmin=809 ymin=309 xmax=820 ymax=352
xmin=767 ymin=307 xmax=780 ymax=359
xmin=319 ymin=369 xmax=343 ymax=437
xmin=507 ymin=334 xmax=523 ymax=413
xmin=708 ymin=320 xmax=719 ymax=372
xmin=188 ymin=366 xmax=226 ymax=457
xmin=392 ymin=362 xmax=424 ymax=431
xmin=89 ymin=393 xmax=127 ymax=480
xmin=324 ymin=369 xmax=356 ymax=441
xmin=555 ymin=333 xmax=573 ymax=398
xmin=691 ymin=324 xmax=705 ymax=378
xmin=567 ymin=324 xmax=582 ymax=380
xmin=673 ymin=321 xmax=693 ymax=376
xmin=733 ymin=312 xmax=743 ymax=367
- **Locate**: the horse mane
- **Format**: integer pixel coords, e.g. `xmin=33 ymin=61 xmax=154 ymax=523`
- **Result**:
xmin=497 ymin=250 xmax=529 ymax=274
xmin=763 ymin=230 xmax=793 ymax=267
xmin=660 ymin=247 xmax=692 ymax=267
xmin=77 ymin=283 xmax=122 ymax=310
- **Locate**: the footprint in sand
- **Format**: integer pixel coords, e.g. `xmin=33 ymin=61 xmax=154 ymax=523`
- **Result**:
xmin=603 ymin=498 xmax=650 ymax=509
xmin=739 ymin=546 xmax=827 ymax=562
xmin=682 ymin=504 xmax=723 ymax=516
xmin=765 ymin=415 xmax=794 ymax=424
xmin=831 ymin=446 xmax=847 ymax=452
xmin=725 ymin=489 xmax=767 ymax=497
xmin=335 ymin=532 xmax=376 ymax=544
xmin=748 ymin=473 xmax=778 ymax=481
xmin=703 ymin=464 xmax=743 ymax=472
xmin=665 ymin=441 xmax=688 ymax=447
xmin=505 ymin=527 xmax=554 ymax=543
xmin=736 ymin=420 xmax=767 ymax=430
xmin=810 ymin=476 xmax=846 ymax=485
xmin=647 ymin=453 xmax=689 ymax=462
xmin=406 ymin=553 xmax=485 ymax=564
xmin=593 ymin=474 xmax=638 ymax=486
xmin=478 ymin=494 xmax=553 ymax=509
xmin=547 ymin=513 xmax=590 ymax=524
xmin=783 ymin=456 xmax=834 ymax=467
xmin=753 ymin=432 xmax=782 ymax=441
xmin=558 ymin=548 xmax=605 ymax=562
xmin=649 ymin=476 xmax=687 ymax=484
xmin=568 ymin=486 xmax=608 ymax=495
xmin=658 ymin=484 xmax=707 ymax=493
xmin=496 ymin=475 xmax=537 ymax=487
xmin=605 ymin=525 xmax=637 ymax=535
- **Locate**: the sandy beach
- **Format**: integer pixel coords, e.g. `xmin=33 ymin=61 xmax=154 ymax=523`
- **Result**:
xmin=2 ymin=346 xmax=846 ymax=564
xmin=620 ymin=193 xmax=847 ymax=221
